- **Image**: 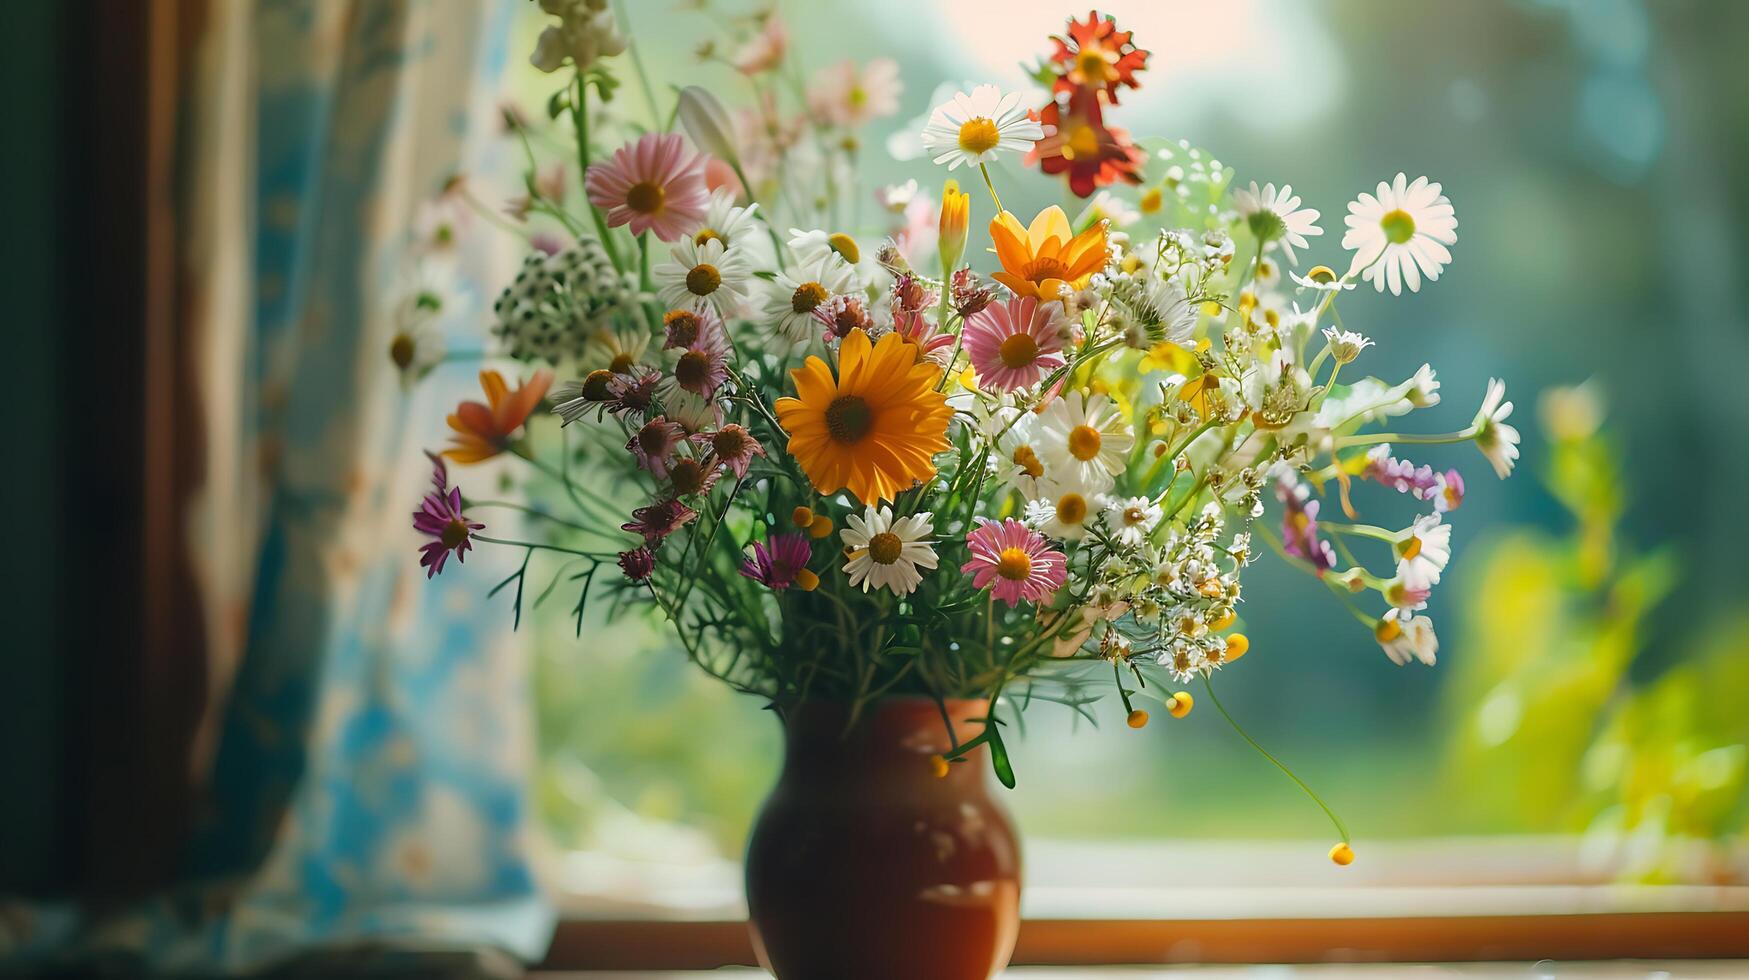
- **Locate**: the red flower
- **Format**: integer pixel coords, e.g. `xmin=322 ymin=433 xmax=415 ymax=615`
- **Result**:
xmin=1027 ymin=87 xmax=1144 ymax=199
xmin=1050 ymin=10 xmax=1150 ymax=105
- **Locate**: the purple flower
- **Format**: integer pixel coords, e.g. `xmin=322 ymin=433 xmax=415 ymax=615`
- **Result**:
xmin=693 ymin=423 xmax=766 ymax=479
xmin=412 ymin=451 xmax=484 ymax=578
xmin=1361 ymin=444 xmax=1440 ymax=500
xmin=1435 ymin=469 xmax=1465 ymax=513
xmin=739 ymin=533 xmax=813 ymax=590
xmin=1276 ymin=476 xmax=1335 ymax=575
xmin=622 ymin=498 xmax=698 ymax=547
xmin=618 ymin=547 xmax=656 ymax=582
xmin=627 ymin=416 xmax=687 ymax=479
xmin=606 ymin=369 xmax=660 ymax=418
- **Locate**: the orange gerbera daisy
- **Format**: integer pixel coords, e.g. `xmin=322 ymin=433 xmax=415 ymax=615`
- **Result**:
xmin=443 ymin=368 xmax=554 ymax=463
xmin=774 ymin=329 xmax=952 ymax=506
xmin=1050 ymin=10 xmax=1150 ymax=105
xmin=989 ymin=205 xmax=1110 ymax=301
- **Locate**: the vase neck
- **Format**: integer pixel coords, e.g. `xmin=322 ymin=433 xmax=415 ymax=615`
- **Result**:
xmin=777 ymin=699 xmax=990 ymax=783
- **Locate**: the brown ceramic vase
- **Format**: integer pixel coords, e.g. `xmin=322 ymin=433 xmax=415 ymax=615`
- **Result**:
xmin=745 ymin=698 xmax=1022 ymax=980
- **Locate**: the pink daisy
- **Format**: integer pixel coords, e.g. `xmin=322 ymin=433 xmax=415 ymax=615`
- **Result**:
xmin=664 ymin=316 xmax=731 ymax=398
xmin=692 ymin=423 xmax=766 ymax=478
xmin=808 ymin=58 xmax=902 ymax=128
xmin=962 ymin=296 xmax=1068 ymax=392
xmin=739 ymin=533 xmax=812 ymax=590
xmin=622 ymin=498 xmax=698 ymax=547
xmin=627 ymin=416 xmax=686 ymax=479
xmin=960 ymin=517 xmax=1067 ymax=607
xmin=585 ymin=133 xmax=710 ymax=241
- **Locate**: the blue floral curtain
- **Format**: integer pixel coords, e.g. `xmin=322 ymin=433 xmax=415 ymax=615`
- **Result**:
xmin=18 ymin=1 xmax=552 ymax=972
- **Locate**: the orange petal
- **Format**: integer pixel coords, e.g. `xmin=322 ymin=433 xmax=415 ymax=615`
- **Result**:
xmin=478 ymin=370 xmax=509 ymax=410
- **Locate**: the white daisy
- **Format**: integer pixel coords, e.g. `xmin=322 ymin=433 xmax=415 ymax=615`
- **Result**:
xmin=689 ymin=190 xmax=773 ymax=267
xmin=1376 ymin=608 xmax=1438 ymax=666
xmin=388 ymin=319 xmax=445 ymax=386
xmin=1394 ymin=513 xmax=1453 ymax=591
xmin=1079 ymin=190 xmax=1140 ymax=230
xmin=994 ymin=410 xmax=1048 ymax=498
xmin=1290 ymin=264 xmax=1357 ymax=293
xmin=1036 ymin=390 xmax=1135 ymax=492
xmin=919 ymin=84 xmax=1044 ymax=171
xmin=1342 ymin=173 xmax=1458 ymax=295
xmin=764 ymin=253 xmax=858 ymax=343
xmin=1023 ymin=476 xmax=1103 ymax=542
xmin=1321 ymin=326 xmax=1373 ymax=364
xmin=654 ymin=237 xmax=753 ymax=319
xmin=1105 ymin=495 xmax=1163 ymax=549
xmin=1234 ymin=181 xmax=1322 ymax=264
xmin=1472 ymin=378 xmax=1521 ymax=478
xmin=787 ymin=228 xmax=872 ymax=287
xmin=840 ymin=506 xmax=938 ymax=596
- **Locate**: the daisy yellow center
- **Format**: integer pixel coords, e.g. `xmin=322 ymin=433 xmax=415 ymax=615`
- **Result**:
xmin=998 ymin=332 xmax=1040 ymax=369
xmin=675 ymin=350 xmax=710 ymax=388
xmin=791 ymin=281 xmax=828 ymax=314
xmin=995 ymin=546 xmax=1033 ymax=581
xmin=1056 ymin=493 xmax=1087 ymax=524
xmin=685 ymin=263 xmax=721 ymax=296
xmin=1064 ymin=123 xmax=1100 ymax=160
xmin=1139 ymin=187 xmax=1163 ymax=214
xmin=868 ymin=531 xmax=904 ymax=565
xmin=1076 ymin=46 xmax=1116 ymax=83
xmin=441 ymin=517 xmax=470 ymax=549
xmin=1067 ymin=424 xmax=1102 ymax=462
xmin=1307 ymin=264 xmax=1338 ymax=284
xmin=827 ymin=233 xmax=860 ymax=265
xmin=957 ymin=117 xmax=1002 ymax=155
xmin=626 ymin=180 xmax=665 ymax=215
xmin=609 ymin=352 xmax=637 ymax=374
xmin=1124 ymin=505 xmax=1146 ymax=525
xmin=1380 ymin=208 xmax=1416 ymax=245
xmin=693 ymin=228 xmax=722 ymax=246
xmin=1013 ymin=445 xmax=1044 ymax=479
xmin=389 ymin=332 xmax=416 ymax=369
xmin=1375 ymin=618 xmax=1403 ymax=643
xmin=581 ymin=370 xmax=615 ymax=400
xmin=848 ymin=86 xmax=868 ymax=108
xmin=824 ymin=395 xmax=874 ymax=443
xmin=1397 ymin=535 xmax=1423 ymax=560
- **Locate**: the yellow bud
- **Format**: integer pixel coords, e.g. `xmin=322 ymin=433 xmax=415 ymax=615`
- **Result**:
xmin=1210 ymin=609 xmax=1236 ymax=631
xmin=929 ymin=754 xmax=950 ymax=779
xmin=808 ymin=515 xmax=834 ymax=539
xmin=1329 ymin=842 xmax=1355 ymax=866
xmin=1127 ymin=709 xmax=1149 ymax=729
xmin=1167 ymin=692 xmax=1194 ymax=719
xmin=791 ymin=506 xmax=816 ymax=528
xmin=795 ymin=568 xmax=820 ymax=592
xmin=1224 ymin=633 xmax=1249 ymax=663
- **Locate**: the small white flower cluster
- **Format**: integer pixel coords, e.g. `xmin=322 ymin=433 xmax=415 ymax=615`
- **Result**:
xmin=530 ymin=0 xmax=627 ymax=74
xmin=491 ymin=239 xmax=635 ymax=364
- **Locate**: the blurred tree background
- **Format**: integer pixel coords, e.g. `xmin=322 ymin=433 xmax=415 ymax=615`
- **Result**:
xmin=514 ymin=0 xmax=1749 ymax=870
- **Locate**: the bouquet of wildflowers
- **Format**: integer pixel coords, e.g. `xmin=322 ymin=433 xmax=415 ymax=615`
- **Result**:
xmin=400 ymin=4 xmax=1522 ymax=856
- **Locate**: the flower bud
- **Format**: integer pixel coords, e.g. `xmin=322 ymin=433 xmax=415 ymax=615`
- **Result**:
xmin=1127 ymin=709 xmax=1149 ymax=729
xmin=939 ymin=179 xmax=970 ymax=276
xmin=677 ymin=86 xmax=739 ymax=168
xmin=1167 ymin=692 xmax=1194 ymax=718
xmin=1329 ymin=842 xmax=1355 ymax=866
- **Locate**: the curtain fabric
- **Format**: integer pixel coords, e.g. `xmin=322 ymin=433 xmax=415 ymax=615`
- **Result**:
xmin=26 ymin=1 xmax=552 ymax=971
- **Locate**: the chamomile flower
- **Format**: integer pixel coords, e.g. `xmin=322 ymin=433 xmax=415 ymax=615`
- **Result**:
xmin=840 ymin=506 xmax=938 ymax=596
xmin=1234 ymin=182 xmax=1322 ymax=263
xmin=787 ymin=228 xmax=870 ymax=285
xmin=1375 ymin=608 xmax=1439 ymax=666
xmin=1023 ymin=476 xmax=1103 ymax=542
xmin=994 ymin=410 xmax=1049 ymax=499
xmin=1105 ymin=495 xmax=1163 ymax=548
xmin=765 ymin=254 xmax=859 ymax=343
xmin=689 ymin=190 xmax=773 ymax=266
xmin=1394 ymin=513 xmax=1452 ymax=591
xmin=1342 ymin=173 xmax=1457 ymax=295
xmin=1322 ymin=327 xmax=1373 ymax=364
xmin=1472 ymin=378 xmax=1521 ymax=478
xmin=1290 ymin=264 xmax=1356 ymax=293
xmin=654 ymin=236 xmax=753 ymax=319
xmin=1036 ymin=390 xmax=1135 ymax=492
xmin=920 ymin=84 xmax=1045 ymax=171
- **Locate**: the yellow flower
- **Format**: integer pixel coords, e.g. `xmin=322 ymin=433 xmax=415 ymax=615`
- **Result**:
xmin=939 ymin=179 xmax=970 ymax=274
xmin=989 ymin=206 xmax=1108 ymax=302
xmin=774 ymin=329 xmax=953 ymax=506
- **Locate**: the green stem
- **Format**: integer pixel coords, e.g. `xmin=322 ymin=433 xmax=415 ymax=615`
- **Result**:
xmin=1202 ymin=676 xmax=1349 ymax=843
xmin=572 ymin=73 xmax=624 ymax=272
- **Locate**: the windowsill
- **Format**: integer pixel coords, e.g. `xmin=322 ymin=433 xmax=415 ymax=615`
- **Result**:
xmin=537 ymin=837 xmax=1749 ymax=970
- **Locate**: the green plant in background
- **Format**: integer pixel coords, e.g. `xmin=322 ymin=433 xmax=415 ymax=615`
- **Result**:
xmin=1442 ymin=384 xmax=1746 ymax=878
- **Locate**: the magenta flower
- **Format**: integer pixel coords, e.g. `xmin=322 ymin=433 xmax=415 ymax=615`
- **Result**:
xmin=1361 ymin=443 xmax=1440 ymax=500
xmin=622 ymin=498 xmax=699 ymax=547
xmin=412 ymin=452 xmax=484 ymax=578
xmin=606 ymin=369 xmax=660 ymax=418
xmin=963 ymin=296 xmax=1068 ymax=392
xmin=889 ymin=274 xmax=939 ymax=317
xmin=667 ymin=317 xmax=731 ymax=398
xmin=1435 ymin=469 xmax=1465 ymax=513
xmin=1276 ymin=477 xmax=1336 ymax=574
xmin=890 ymin=310 xmax=957 ymax=367
xmin=693 ymin=423 xmax=766 ymax=478
xmin=628 ymin=416 xmax=687 ymax=479
xmin=951 ymin=267 xmax=993 ymax=317
xmin=814 ymin=293 xmax=874 ymax=343
xmin=585 ymin=133 xmax=710 ymax=241
xmin=618 ymin=547 xmax=656 ymax=582
xmin=960 ymin=517 xmax=1067 ymax=607
xmin=739 ymin=533 xmax=813 ymax=590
